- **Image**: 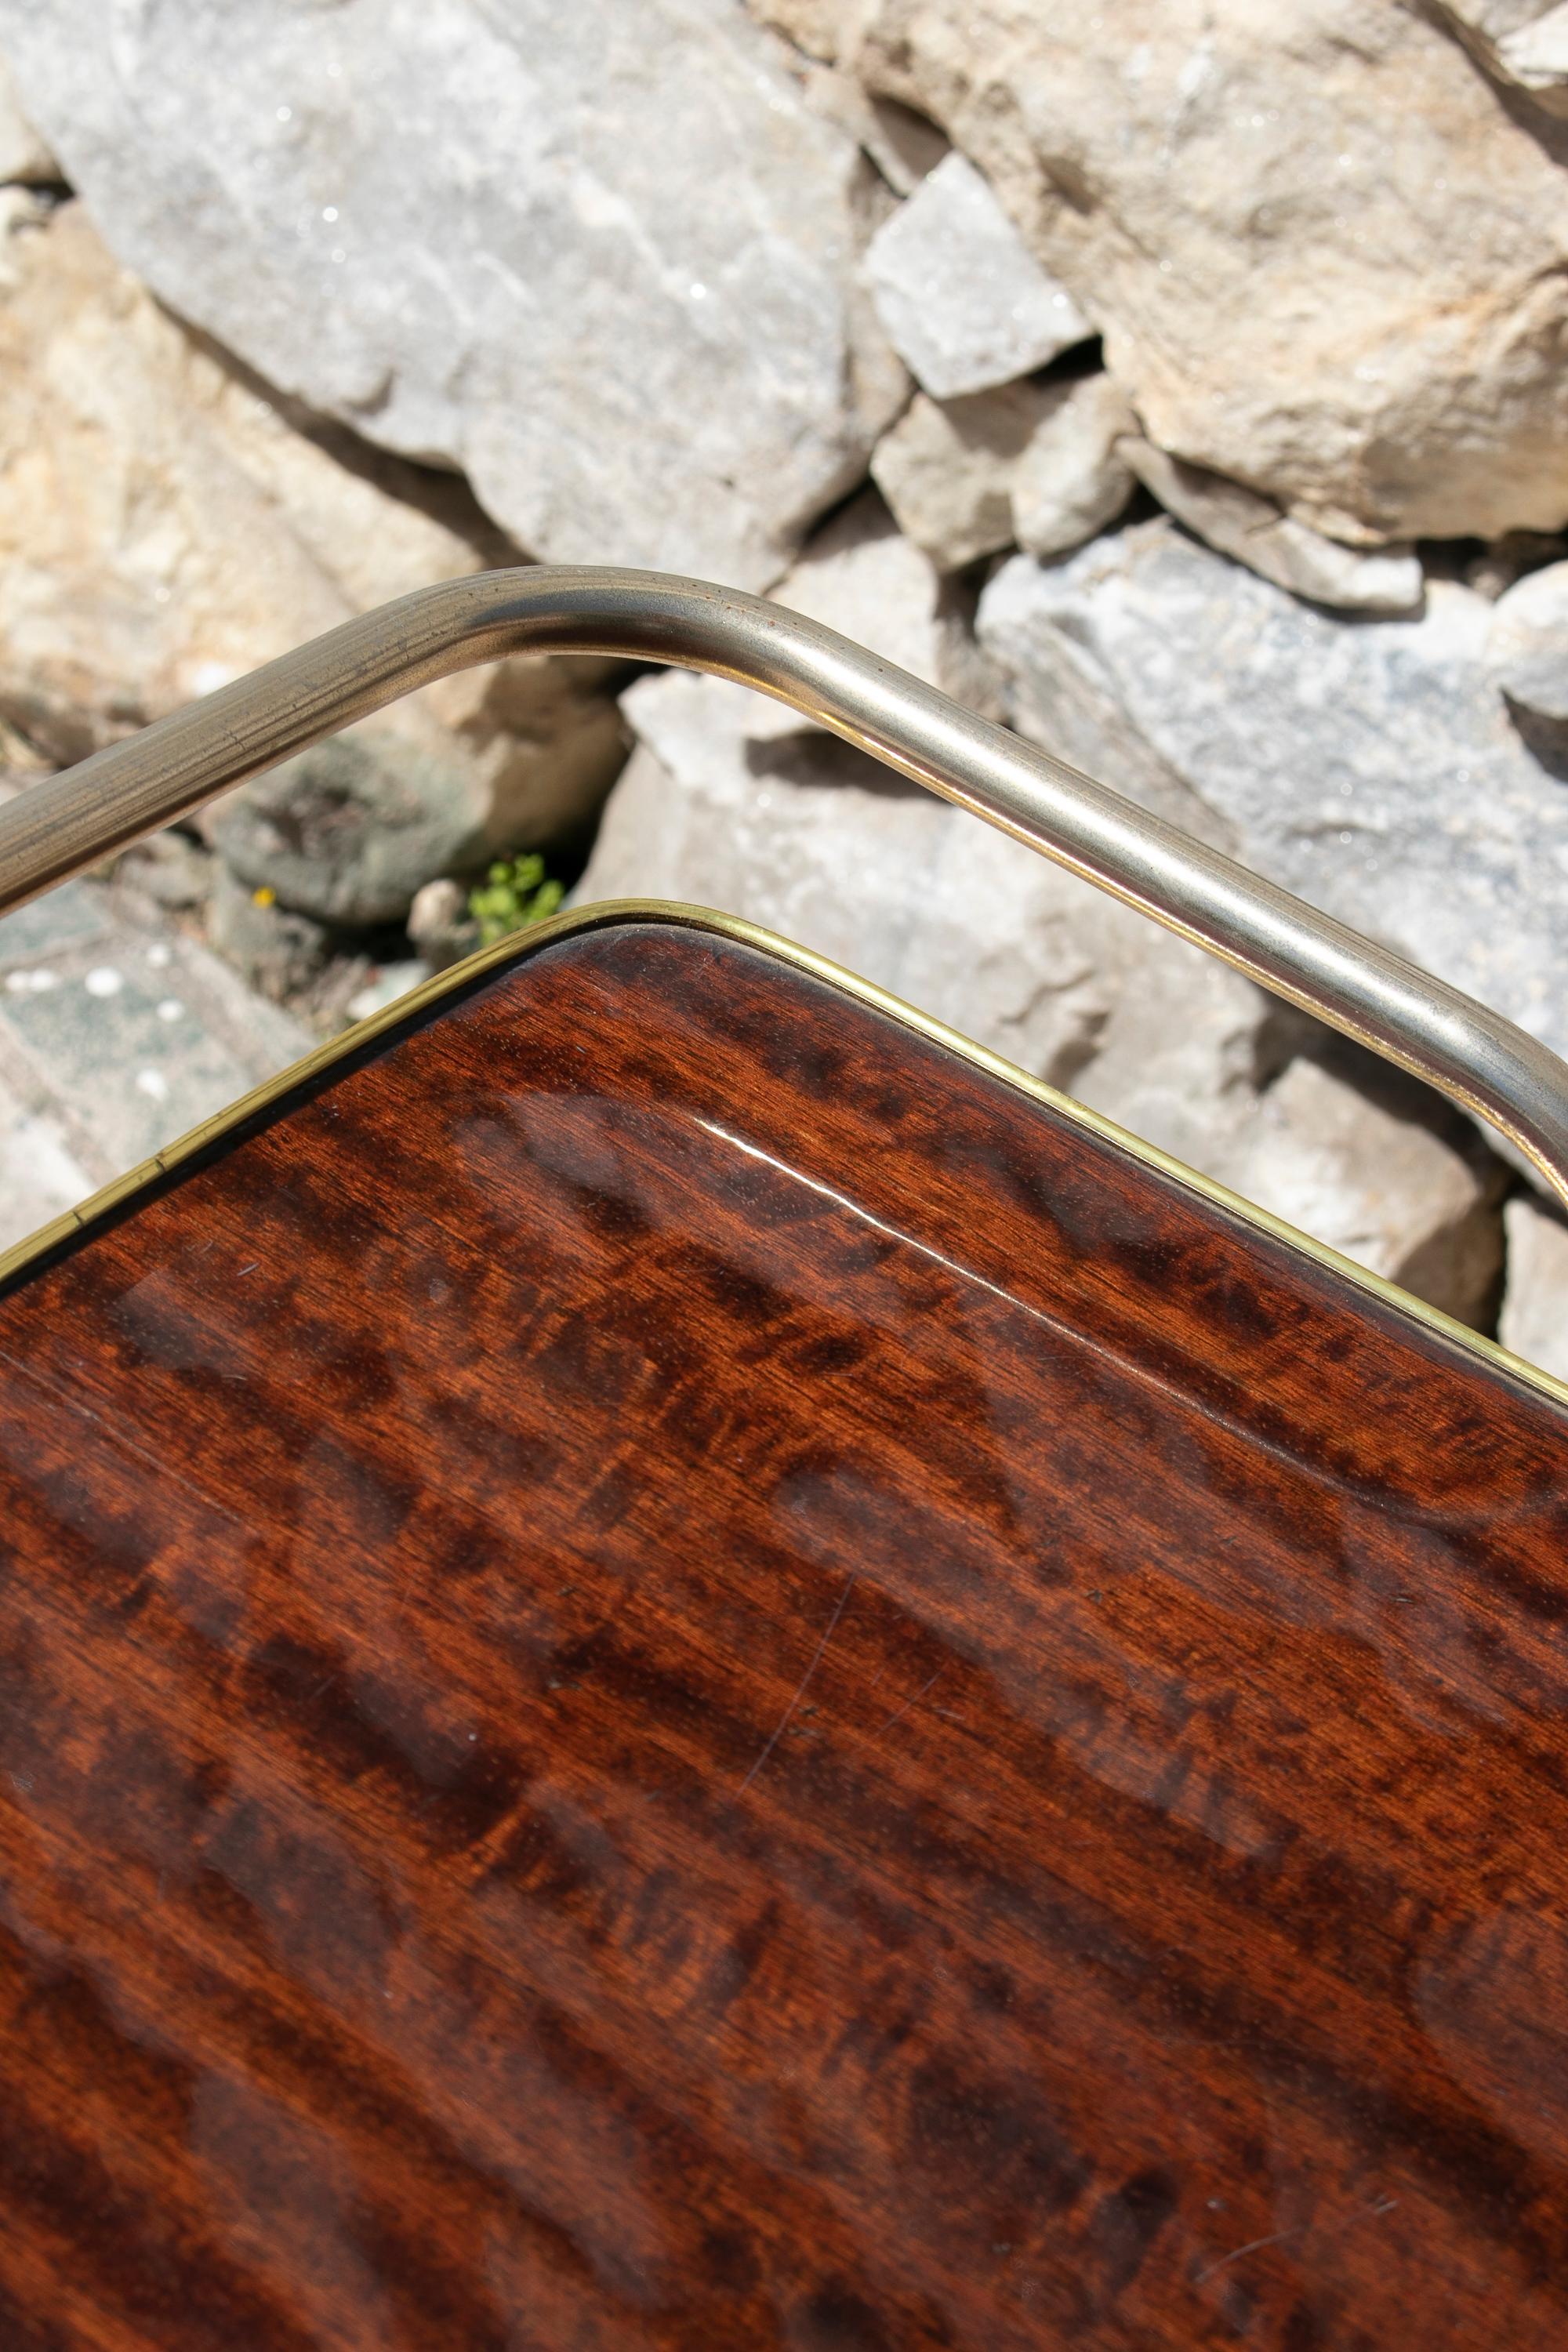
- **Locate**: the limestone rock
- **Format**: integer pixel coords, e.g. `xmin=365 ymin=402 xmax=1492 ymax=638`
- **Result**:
xmin=1214 ymin=1051 xmax=1504 ymax=1330
xmin=207 ymin=865 xmax=331 ymax=1004
xmin=210 ymin=736 xmax=489 ymax=930
xmin=1499 ymin=1194 xmax=1568 ymax=1378
xmin=346 ymin=960 xmax=430 ymax=1025
xmin=0 ymin=177 xmax=42 ymax=285
xmin=408 ymin=879 xmax=481 ymax=976
xmin=0 ymin=0 xmax=903 ymax=588
xmin=1012 ymin=377 xmax=1138 ymax=561
xmin=0 ymin=1075 xmax=89 ymax=1254
xmin=113 ymin=832 xmax=215 ymax=920
xmin=580 ymin=658 xmax=1501 ymax=1324
xmin=579 ymin=666 xmax=1136 ymax=1091
xmin=1486 ymin=560 xmax=1568 ymax=717
xmin=1120 ymin=440 xmax=1424 ymax=616
xmin=833 ymin=0 xmax=1568 ymax=544
xmin=873 ymin=373 xmax=1134 ymax=571
xmin=0 ymin=49 xmax=54 ymax=183
xmin=746 ymin=0 xmax=880 ymax=60
xmin=0 ymin=202 xmax=625 ymax=896
xmin=863 ymin=151 xmax=1090 ymax=399
xmin=803 ymin=67 xmax=948 ymax=196
xmin=1498 ymin=5 xmax=1568 ymax=101
xmin=1465 ymin=530 xmax=1568 ymax=601
xmin=0 ymin=873 xmax=311 ymax=1189
xmin=618 ymin=492 xmax=1000 ymax=765
xmin=872 ymin=386 xmax=1041 ymax=569
xmin=762 ymin=488 xmax=999 ymax=723
xmin=1432 ymin=2 xmax=1568 ymax=117
xmin=978 ymin=521 xmax=1568 ymax=1074
xmin=1067 ymin=920 xmax=1504 ymax=1330
xmin=856 ymin=96 xmax=949 ymax=198
xmin=1441 ymin=0 xmax=1560 ymax=34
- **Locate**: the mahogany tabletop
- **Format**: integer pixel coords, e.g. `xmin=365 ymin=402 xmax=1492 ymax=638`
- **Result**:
xmin=1 ymin=910 xmax=1566 ymax=2350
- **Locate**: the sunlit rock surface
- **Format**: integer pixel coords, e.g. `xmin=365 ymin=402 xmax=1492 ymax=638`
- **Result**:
xmin=0 ymin=0 xmax=905 ymax=586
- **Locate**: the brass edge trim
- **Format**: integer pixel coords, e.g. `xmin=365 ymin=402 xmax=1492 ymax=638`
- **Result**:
xmin=2 ymin=896 xmax=1565 ymax=1421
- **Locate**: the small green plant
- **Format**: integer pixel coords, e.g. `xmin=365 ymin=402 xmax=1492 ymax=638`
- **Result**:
xmin=468 ymin=853 xmax=565 ymax=947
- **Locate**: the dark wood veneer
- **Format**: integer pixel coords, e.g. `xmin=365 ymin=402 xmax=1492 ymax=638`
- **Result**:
xmin=1 ymin=915 xmax=1566 ymax=2350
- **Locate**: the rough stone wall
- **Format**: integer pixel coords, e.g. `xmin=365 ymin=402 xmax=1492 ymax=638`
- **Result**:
xmin=0 ymin=2 xmax=1564 ymax=1365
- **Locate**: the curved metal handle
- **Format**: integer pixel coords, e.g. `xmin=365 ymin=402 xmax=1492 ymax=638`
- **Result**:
xmin=2 ymin=563 xmax=1566 ymax=1215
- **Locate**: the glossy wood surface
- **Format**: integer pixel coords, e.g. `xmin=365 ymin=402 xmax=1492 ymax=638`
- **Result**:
xmin=2 ymin=915 xmax=1568 ymax=2350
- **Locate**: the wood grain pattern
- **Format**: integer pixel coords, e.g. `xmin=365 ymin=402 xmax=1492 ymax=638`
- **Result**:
xmin=1 ymin=913 xmax=1566 ymax=2350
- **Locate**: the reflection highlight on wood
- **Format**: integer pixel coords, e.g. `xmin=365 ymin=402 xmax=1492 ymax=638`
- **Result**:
xmin=0 ymin=916 xmax=1566 ymax=2348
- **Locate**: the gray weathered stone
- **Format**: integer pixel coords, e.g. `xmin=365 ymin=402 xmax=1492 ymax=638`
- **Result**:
xmin=1499 ymin=1193 xmax=1568 ymax=1378
xmin=1486 ymin=559 xmax=1568 ymax=718
xmin=1120 ymin=440 xmax=1424 ymax=616
xmin=0 ymin=200 xmax=630 ymax=856
xmin=872 ymin=374 xmax=1137 ymax=571
xmin=346 ymin=960 xmax=430 ymax=1025
xmin=408 ymin=879 xmax=481 ymax=976
xmin=871 ymin=385 xmax=1041 ymax=569
xmin=208 ymin=865 xmax=331 ymax=1002
xmin=0 ymin=201 xmax=626 ymax=866
xmin=1465 ymin=530 xmax=1568 ymax=602
xmin=1439 ymin=0 xmax=1560 ymax=35
xmin=1011 ymin=377 xmax=1138 ymax=561
xmin=112 ymin=831 xmax=216 ymax=922
xmin=857 ymin=95 xmax=949 ymax=197
xmin=978 ymin=521 xmax=1568 ymax=1075
xmin=863 ymin=151 xmax=1090 ymax=399
xmin=0 ymin=49 xmax=53 ymax=183
xmin=1498 ymin=5 xmax=1568 ymax=99
xmin=0 ymin=0 xmax=903 ymax=587
xmin=763 ymin=488 xmax=999 ymax=720
xmin=804 ymin=64 xmax=949 ymax=196
xmin=580 ymin=666 xmax=1132 ymax=1089
xmin=0 ymin=872 xmax=311 ymax=1188
xmin=803 ymin=0 xmax=1568 ymax=545
xmin=1212 ymin=1051 xmax=1505 ymax=1330
xmin=748 ymin=0 xmax=881 ymax=60
xmin=0 ymin=1075 xmax=90 ymax=1254
xmin=1063 ymin=921 xmax=1504 ymax=1330
xmin=580 ymin=659 xmax=1504 ymax=1322
xmin=210 ymin=735 xmax=487 ymax=930
xmin=1432 ymin=2 xmax=1568 ymax=116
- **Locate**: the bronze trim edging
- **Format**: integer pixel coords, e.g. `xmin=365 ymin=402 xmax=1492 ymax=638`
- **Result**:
xmin=2 ymin=898 xmax=1564 ymax=1420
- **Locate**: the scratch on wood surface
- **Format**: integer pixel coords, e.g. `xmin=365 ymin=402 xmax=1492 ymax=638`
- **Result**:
xmin=740 ymin=1571 xmax=855 ymax=1791
xmin=1192 ymin=2227 xmax=1301 ymax=2287
xmin=875 ymin=1669 xmax=942 ymax=1739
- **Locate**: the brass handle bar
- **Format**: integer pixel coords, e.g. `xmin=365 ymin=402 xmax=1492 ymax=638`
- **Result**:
xmin=2 ymin=563 xmax=1566 ymax=1215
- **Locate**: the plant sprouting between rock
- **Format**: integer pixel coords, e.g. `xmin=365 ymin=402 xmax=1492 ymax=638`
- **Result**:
xmin=468 ymin=855 xmax=565 ymax=947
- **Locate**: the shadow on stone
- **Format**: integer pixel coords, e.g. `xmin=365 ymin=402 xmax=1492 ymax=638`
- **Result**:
xmin=743 ymin=731 xmax=927 ymax=798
